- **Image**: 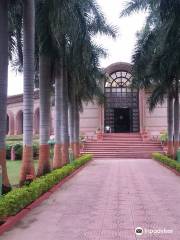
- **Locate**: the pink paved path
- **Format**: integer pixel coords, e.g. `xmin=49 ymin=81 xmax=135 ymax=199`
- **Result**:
xmin=1 ymin=159 xmax=180 ymax=240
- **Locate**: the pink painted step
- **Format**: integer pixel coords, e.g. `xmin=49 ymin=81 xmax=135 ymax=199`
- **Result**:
xmin=82 ymin=133 xmax=163 ymax=159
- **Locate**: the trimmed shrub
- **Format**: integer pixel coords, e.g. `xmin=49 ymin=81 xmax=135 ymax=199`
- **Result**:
xmin=6 ymin=135 xmax=23 ymax=142
xmin=159 ymin=132 xmax=168 ymax=144
xmin=0 ymin=154 xmax=92 ymax=219
xmin=6 ymin=144 xmax=12 ymax=159
xmin=152 ymin=152 xmax=180 ymax=173
xmin=6 ymin=142 xmax=39 ymax=160
xmin=13 ymin=143 xmax=23 ymax=160
xmin=6 ymin=135 xmax=39 ymax=142
xmin=32 ymin=143 xmax=39 ymax=158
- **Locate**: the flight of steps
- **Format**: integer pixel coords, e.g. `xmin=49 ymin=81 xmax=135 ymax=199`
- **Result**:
xmin=81 ymin=133 xmax=164 ymax=159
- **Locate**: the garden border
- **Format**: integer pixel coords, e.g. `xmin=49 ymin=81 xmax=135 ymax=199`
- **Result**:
xmin=0 ymin=157 xmax=92 ymax=236
xmin=152 ymin=153 xmax=180 ymax=176
xmin=153 ymin=160 xmax=180 ymax=176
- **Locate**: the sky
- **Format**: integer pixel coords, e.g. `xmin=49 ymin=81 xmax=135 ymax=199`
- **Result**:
xmin=8 ymin=0 xmax=146 ymax=96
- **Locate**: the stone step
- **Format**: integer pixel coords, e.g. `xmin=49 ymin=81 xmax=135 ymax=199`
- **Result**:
xmin=93 ymin=155 xmax=154 ymax=159
xmin=83 ymin=150 xmax=163 ymax=154
xmin=84 ymin=145 xmax=162 ymax=148
xmin=103 ymin=137 xmax=142 ymax=140
xmin=103 ymin=136 xmax=142 ymax=139
xmin=103 ymin=133 xmax=141 ymax=136
xmin=84 ymin=149 xmax=162 ymax=152
xmin=85 ymin=146 xmax=162 ymax=149
xmin=82 ymin=133 xmax=163 ymax=159
xmin=96 ymin=139 xmax=143 ymax=142
xmin=85 ymin=143 xmax=161 ymax=146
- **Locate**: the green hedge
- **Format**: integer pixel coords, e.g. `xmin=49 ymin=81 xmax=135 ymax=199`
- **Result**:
xmin=6 ymin=135 xmax=23 ymax=142
xmin=6 ymin=135 xmax=39 ymax=142
xmin=0 ymin=154 xmax=92 ymax=219
xmin=6 ymin=142 xmax=39 ymax=160
xmin=152 ymin=153 xmax=180 ymax=172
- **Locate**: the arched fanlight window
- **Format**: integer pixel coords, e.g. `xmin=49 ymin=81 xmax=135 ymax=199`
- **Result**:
xmin=105 ymin=71 xmax=133 ymax=88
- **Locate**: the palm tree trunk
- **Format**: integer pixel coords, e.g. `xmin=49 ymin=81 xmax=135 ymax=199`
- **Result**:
xmin=68 ymin=102 xmax=74 ymax=147
xmin=60 ymin=63 xmax=69 ymax=165
xmin=37 ymin=55 xmax=51 ymax=176
xmin=167 ymin=91 xmax=174 ymax=157
xmin=174 ymin=78 xmax=180 ymax=159
xmin=53 ymin=61 xmax=63 ymax=169
xmin=0 ymin=0 xmax=11 ymax=193
xmin=20 ymin=0 xmax=35 ymax=185
xmin=73 ymin=98 xmax=80 ymax=158
xmin=68 ymin=85 xmax=75 ymax=158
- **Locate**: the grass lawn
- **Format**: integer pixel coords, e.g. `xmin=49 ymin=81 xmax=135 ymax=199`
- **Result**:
xmin=7 ymin=160 xmax=38 ymax=186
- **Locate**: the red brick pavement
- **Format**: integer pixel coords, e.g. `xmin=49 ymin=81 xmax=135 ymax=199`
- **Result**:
xmin=1 ymin=159 xmax=180 ymax=240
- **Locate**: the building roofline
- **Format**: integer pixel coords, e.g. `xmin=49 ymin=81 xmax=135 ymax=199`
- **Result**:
xmin=104 ymin=62 xmax=132 ymax=75
xmin=7 ymin=62 xmax=133 ymax=105
xmin=7 ymin=90 xmax=39 ymax=105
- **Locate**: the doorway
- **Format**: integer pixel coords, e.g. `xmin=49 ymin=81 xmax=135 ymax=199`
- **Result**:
xmin=114 ymin=108 xmax=131 ymax=133
xmin=104 ymin=69 xmax=140 ymax=133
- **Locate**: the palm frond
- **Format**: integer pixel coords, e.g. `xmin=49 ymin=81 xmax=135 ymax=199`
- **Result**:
xmin=120 ymin=0 xmax=149 ymax=17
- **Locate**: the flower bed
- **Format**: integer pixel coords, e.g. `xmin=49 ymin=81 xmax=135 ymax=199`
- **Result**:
xmin=152 ymin=152 xmax=180 ymax=172
xmin=0 ymin=154 xmax=92 ymax=219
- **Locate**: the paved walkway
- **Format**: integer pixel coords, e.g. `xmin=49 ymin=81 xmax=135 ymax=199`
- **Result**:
xmin=1 ymin=159 xmax=180 ymax=240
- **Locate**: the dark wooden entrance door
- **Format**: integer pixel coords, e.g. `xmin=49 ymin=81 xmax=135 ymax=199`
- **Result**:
xmin=114 ymin=108 xmax=130 ymax=133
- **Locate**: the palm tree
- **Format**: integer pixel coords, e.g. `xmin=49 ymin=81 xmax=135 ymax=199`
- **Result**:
xmin=122 ymin=0 xmax=180 ymax=158
xmin=54 ymin=55 xmax=69 ymax=167
xmin=19 ymin=0 xmax=35 ymax=185
xmin=67 ymin=42 xmax=108 ymax=157
xmin=53 ymin=59 xmax=64 ymax=168
xmin=70 ymin=45 xmax=107 ymax=157
xmin=61 ymin=60 xmax=69 ymax=165
xmin=65 ymin=0 xmax=116 ymax=158
xmin=173 ymin=78 xmax=179 ymax=158
xmin=36 ymin=0 xmax=55 ymax=175
xmin=37 ymin=55 xmax=52 ymax=176
xmin=0 ymin=0 xmax=11 ymax=193
xmin=131 ymin=24 xmax=176 ymax=156
xmin=51 ymin=0 xmax=116 ymax=165
xmin=68 ymin=78 xmax=75 ymax=158
xmin=167 ymin=91 xmax=174 ymax=156
xmin=50 ymin=0 xmax=75 ymax=168
xmin=73 ymin=97 xmax=80 ymax=158
xmin=8 ymin=0 xmax=23 ymax=70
